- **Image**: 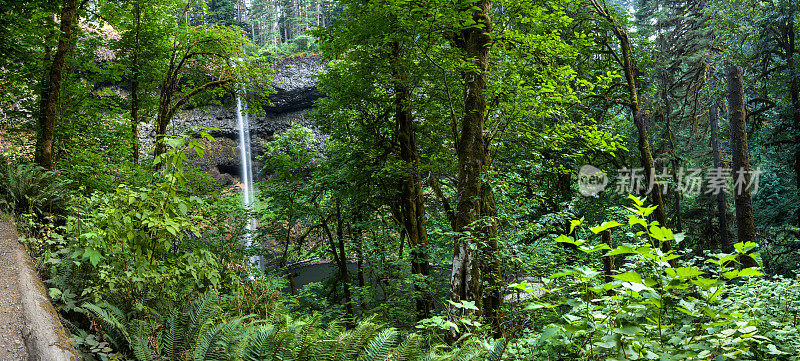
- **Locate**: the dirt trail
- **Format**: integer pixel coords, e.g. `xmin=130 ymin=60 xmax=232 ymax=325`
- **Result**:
xmin=0 ymin=220 xmax=28 ymax=361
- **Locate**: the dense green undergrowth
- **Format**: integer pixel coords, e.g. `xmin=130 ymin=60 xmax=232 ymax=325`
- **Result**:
xmin=3 ymin=145 xmax=800 ymax=361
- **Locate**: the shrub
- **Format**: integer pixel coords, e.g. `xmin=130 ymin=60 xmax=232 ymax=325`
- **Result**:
xmin=0 ymin=160 xmax=72 ymax=221
xmin=726 ymin=275 xmax=800 ymax=359
xmin=291 ymin=34 xmax=317 ymax=52
xmin=53 ymin=136 xmax=221 ymax=308
xmin=510 ymin=196 xmax=777 ymax=360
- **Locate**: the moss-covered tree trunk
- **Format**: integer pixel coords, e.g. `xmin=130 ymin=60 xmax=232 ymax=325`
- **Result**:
xmin=131 ymin=0 xmax=141 ymax=164
xmin=35 ymin=0 xmax=79 ymax=169
xmin=448 ymin=0 xmax=503 ymax=336
xmin=392 ymin=42 xmax=433 ymax=320
xmin=727 ymin=66 xmax=758 ymax=268
xmin=710 ymin=97 xmax=731 ymax=251
xmin=591 ymin=0 xmax=669 ymax=250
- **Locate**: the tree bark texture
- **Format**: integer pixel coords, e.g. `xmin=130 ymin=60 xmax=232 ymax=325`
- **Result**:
xmin=392 ymin=42 xmax=433 ymax=319
xmin=710 ymin=98 xmax=731 ymax=251
xmin=448 ymin=0 xmax=503 ymax=336
xmin=35 ymin=0 xmax=79 ymax=169
xmin=590 ymin=0 xmax=669 ymax=249
xmin=727 ymin=66 xmax=758 ymax=268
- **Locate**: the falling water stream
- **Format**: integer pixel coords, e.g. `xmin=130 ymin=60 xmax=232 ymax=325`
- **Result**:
xmin=236 ymin=94 xmax=261 ymax=270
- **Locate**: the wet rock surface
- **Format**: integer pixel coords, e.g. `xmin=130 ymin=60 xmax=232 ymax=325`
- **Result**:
xmin=0 ymin=221 xmax=28 ymax=361
xmin=265 ymin=55 xmax=325 ymax=113
xmin=137 ymin=54 xmax=325 ymax=183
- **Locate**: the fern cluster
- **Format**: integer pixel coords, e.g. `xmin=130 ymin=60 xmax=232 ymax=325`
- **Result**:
xmin=0 ymin=161 xmax=71 ymax=219
xmin=83 ymin=291 xmax=506 ymax=361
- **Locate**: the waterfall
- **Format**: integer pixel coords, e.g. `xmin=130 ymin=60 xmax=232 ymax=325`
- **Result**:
xmin=236 ymin=94 xmax=261 ymax=270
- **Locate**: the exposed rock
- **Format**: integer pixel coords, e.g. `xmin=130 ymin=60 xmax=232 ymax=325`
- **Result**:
xmin=137 ymin=54 xmax=326 ymax=184
xmin=264 ymin=55 xmax=325 ymax=113
xmin=206 ymin=166 xmax=238 ymax=186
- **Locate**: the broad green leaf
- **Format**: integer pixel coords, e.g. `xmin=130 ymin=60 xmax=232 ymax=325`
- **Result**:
xmin=569 ymin=219 xmax=581 ymax=234
xmin=460 ymin=300 xmax=479 ymax=310
xmin=649 ymin=225 xmax=665 ymax=241
xmin=579 ymin=243 xmax=611 ymax=253
xmin=738 ymin=268 xmax=763 ymax=277
xmin=723 ymin=270 xmax=740 ymax=279
xmin=591 ymin=221 xmax=622 ymax=234
xmin=676 ymin=267 xmax=704 ymax=278
xmin=628 ymin=194 xmax=643 ymax=206
xmin=611 ymin=272 xmax=642 ymax=284
xmin=555 ymin=234 xmax=574 ymax=244
xmin=609 ymin=245 xmax=635 ymax=255
xmin=628 ymin=215 xmax=647 ymax=228
xmin=622 ymin=282 xmax=649 ymax=293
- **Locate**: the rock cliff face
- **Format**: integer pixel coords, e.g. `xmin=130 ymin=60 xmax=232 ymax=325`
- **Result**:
xmin=140 ymin=55 xmax=325 ymax=184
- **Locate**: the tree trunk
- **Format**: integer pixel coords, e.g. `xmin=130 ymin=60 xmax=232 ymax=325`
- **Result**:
xmin=350 ymin=211 xmax=367 ymax=311
xmin=320 ymin=213 xmax=355 ymax=327
xmin=710 ymin=98 xmax=731 ymax=251
xmin=662 ymin=74 xmax=683 ymax=233
xmin=131 ymin=0 xmax=141 ymax=164
xmin=392 ymin=42 xmax=432 ymax=320
xmin=727 ymin=66 xmax=758 ymax=268
xmin=634 ymin=112 xmax=669 ymax=230
xmin=478 ymin=155 xmax=502 ymax=336
xmin=154 ymin=90 xmax=172 ymax=158
xmin=331 ymin=201 xmax=355 ymax=327
xmin=601 ymin=230 xmax=614 ymax=296
xmin=289 ymin=272 xmax=298 ymax=296
xmin=35 ymin=0 xmax=79 ymax=169
xmin=429 ymin=174 xmax=455 ymax=229
xmin=37 ymin=15 xmax=55 ymax=160
xmin=590 ymin=0 xmax=669 ymax=238
xmin=448 ymin=0 xmax=503 ymax=337
xmin=789 ymin=19 xmax=800 ymax=228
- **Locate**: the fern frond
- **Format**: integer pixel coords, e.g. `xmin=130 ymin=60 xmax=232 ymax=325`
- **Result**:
xmin=286 ymin=317 xmax=320 ymax=361
xmin=241 ymin=325 xmax=279 ymax=361
xmin=81 ymin=302 xmax=131 ymax=350
xmin=187 ymin=290 xmax=222 ymax=347
xmin=161 ymin=309 xmax=190 ymax=360
xmin=355 ymin=328 xmax=398 ymax=361
xmin=129 ymin=320 xmax=157 ymax=361
xmin=192 ymin=315 xmax=249 ymax=361
xmin=189 ymin=290 xmax=221 ymax=326
xmin=337 ymin=321 xmax=380 ymax=361
xmin=481 ymin=338 xmax=505 ymax=361
xmin=393 ymin=334 xmax=424 ymax=361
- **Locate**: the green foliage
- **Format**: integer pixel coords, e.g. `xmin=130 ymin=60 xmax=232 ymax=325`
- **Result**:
xmin=83 ymin=290 xmax=506 ymax=361
xmin=0 ymin=160 xmax=72 ymax=221
xmin=514 ymin=197 xmax=770 ymax=360
xmin=7 ymin=0 xmax=800 ymax=359
xmin=51 ymin=137 xmax=220 ymax=308
xmin=83 ymin=291 xmax=251 ymax=361
xmin=725 ymin=276 xmax=800 ymax=359
xmin=290 ymin=34 xmax=318 ymax=52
